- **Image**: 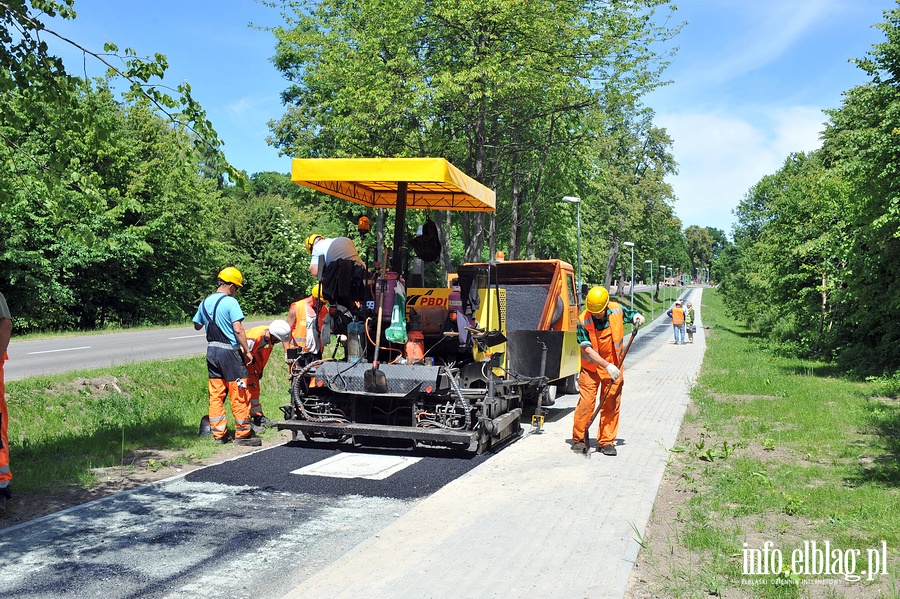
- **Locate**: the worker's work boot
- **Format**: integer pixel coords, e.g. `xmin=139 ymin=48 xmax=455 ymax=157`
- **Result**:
xmin=250 ymin=423 xmax=266 ymax=435
xmin=572 ymin=441 xmax=586 ymax=452
xmin=235 ymin=436 xmax=262 ymax=447
xmin=253 ymin=415 xmax=275 ymax=427
xmin=213 ymin=435 xmax=231 ymax=444
xmin=599 ymin=444 xmax=617 ymax=456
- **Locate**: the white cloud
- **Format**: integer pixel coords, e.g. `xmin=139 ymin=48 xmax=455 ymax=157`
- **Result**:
xmin=224 ymin=97 xmax=262 ymax=120
xmin=658 ymin=105 xmax=828 ymax=233
xmin=677 ymin=0 xmax=844 ymax=90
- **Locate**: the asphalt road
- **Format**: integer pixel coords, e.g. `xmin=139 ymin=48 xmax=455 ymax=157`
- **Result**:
xmin=4 ymin=320 xmax=270 ymax=381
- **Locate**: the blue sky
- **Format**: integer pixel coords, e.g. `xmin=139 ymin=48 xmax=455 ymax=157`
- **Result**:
xmin=45 ymin=0 xmax=892 ymax=235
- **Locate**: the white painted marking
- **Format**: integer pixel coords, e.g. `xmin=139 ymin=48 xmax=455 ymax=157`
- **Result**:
xmin=291 ymin=453 xmax=422 ymax=480
xmin=168 ymin=334 xmax=205 ymax=340
xmin=27 ymin=346 xmax=91 ymax=355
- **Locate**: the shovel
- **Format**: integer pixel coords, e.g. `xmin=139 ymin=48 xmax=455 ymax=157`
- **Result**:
xmin=583 ymin=325 xmax=639 ymax=456
xmin=364 ymin=248 xmax=389 ymax=393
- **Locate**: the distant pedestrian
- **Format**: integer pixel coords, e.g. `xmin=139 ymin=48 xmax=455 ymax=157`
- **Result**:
xmin=244 ymin=320 xmax=292 ymax=431
xmin=192 ymin=267 xmax=261 ymax=447
xmin=571 ymin=286 xmax=645 ymax=456
xmin=0 ymin=292 xmax=12 ymax=515
xmin=685 ymin=302 xmax=696 ymax=343
xmin=667 ymin=299 xmax=686 ymax=345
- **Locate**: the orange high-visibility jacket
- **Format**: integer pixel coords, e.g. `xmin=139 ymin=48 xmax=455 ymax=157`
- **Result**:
xmin=579 ymin=302 xmax=625 ymax=373
xmin=289 ymin=297 xmax=327 ymax=349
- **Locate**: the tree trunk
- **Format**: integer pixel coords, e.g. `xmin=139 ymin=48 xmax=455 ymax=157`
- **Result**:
xmin=604 ymin=240 xmax=620 ymax=289
xmin=489 ymin=212 xmax=496 ymax=260
xmin=510 ymin=174 xmax=520 ymax=259
xmin=815 ymin=271 xmax=827 ymax=355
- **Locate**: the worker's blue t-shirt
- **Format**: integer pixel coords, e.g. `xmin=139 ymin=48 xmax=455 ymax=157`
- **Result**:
xmin=192 ymin=293 xmax=245 ymax=347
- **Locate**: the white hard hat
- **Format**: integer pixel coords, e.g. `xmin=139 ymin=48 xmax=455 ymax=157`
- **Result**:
xmin=268 ymin=319 xmax=292 ymax=342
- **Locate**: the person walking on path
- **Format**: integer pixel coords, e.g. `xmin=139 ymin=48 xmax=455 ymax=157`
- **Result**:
xmin=244 ymin=320 xmax=292 ymax=431
xmin=667 ymin=299 xmax=686 ymax=345
xmin=571 ymin=286 xmax=644 ymax=456
xmin=685 ymin=301 xmax=696 ymax=343
xmin=306 ymin=234 xmax=365 ymax=278
xmin=0 ymin=292 xmax=13 ymax=515
xmin=192 ymin=267 xmax=261 ymax=447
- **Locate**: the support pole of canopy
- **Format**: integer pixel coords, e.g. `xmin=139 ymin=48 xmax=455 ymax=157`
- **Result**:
xmin=391 ymin=181 xmax=408 ymax=273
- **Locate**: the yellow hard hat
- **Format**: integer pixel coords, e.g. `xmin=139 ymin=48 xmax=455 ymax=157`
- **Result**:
xmin=305 ymin=233 xmax=324 ymax=254
xmin=586 ymin=286 xmax=609 ymax=315
xmin=310 ymin=283 xmax=321 ymax=299
xmin=217 ymin=267 xmax=243 ymax=287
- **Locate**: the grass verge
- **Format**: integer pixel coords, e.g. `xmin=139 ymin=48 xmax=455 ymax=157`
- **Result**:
xmin=4 ymin=352 xmax=292 ymax=496
xmin=630 ymin=288 xmax=900 ymax=599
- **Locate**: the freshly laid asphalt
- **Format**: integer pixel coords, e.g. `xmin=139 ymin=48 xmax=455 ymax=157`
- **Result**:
xmin=282 ymin=288 xmax=705 ymax=599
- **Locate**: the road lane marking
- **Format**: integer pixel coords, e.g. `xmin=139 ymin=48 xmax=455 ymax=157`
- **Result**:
xmin=291 ymin=453 xmax=422 ymax=480
xmin=169 ymin=334 xmax=205 ymax=340
xmin=27 ymin=346 xmax=91 ymax=355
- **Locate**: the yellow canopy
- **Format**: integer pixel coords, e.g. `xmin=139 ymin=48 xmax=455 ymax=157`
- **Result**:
xmin=291 ymin=157 xmax=496 ymax=213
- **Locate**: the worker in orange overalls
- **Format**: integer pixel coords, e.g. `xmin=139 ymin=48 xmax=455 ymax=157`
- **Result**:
xmin=192 ymin=267 xmax=260 ymax=447
xmin=284 ymin=283 xmax=331 ymax=365
xmin=0 ymin=291 xmax=13 ymax=515
xmin=571 ymin=287 xmax=644 ymax=456
xmin=244 ymin=320 xmax=291 ymax=430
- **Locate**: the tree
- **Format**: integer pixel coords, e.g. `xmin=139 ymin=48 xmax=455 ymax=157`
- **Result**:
xmin=1 ymin=0 xmax=237 ymax=210
xmin=684 ymin=225 xmax=713 ymax=280
xmin=0 ymin=78 xmax=223 ymax=330
xmin=266 ymin=0 xmax=680 ymax=273
xmin=818 ymin=4 xmax=900 ymax=370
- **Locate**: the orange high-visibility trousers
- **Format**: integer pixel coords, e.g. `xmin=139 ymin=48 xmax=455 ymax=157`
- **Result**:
xmin=247 ymin=376 xmax=263 ymax=418
xmin=572 ymin=367 xmax=623 ymax=447
xmin=208 ymin=378 xmax=252 ymax=440
xmin=0 ymin=359 xmax=11 ymax=491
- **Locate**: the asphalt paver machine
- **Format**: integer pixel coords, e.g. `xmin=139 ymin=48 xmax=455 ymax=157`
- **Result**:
xmin=276 ymin=158 xmax=580 ymax=453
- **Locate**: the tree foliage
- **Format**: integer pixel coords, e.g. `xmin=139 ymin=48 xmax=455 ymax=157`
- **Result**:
xmin=266 ymin=0 xmax=681 ymax=278
xmin=1 ymin=0 xmax=239 ymax=208
xmin=1 ymin=79 xmax=223 ymax=330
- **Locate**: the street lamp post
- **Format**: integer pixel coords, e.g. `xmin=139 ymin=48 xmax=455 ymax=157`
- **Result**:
xmin=668 ymin=267 xmax=673 ymax=303
xmin=562 ymin=196 xmax=581 ymax=300
xmin=644 ymin=259 xmax=653 ymax=322
xmin=659 ymin=265 xmax=666 ymax=305
xmin=623 ymin=241 xmax=634 ymax=307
